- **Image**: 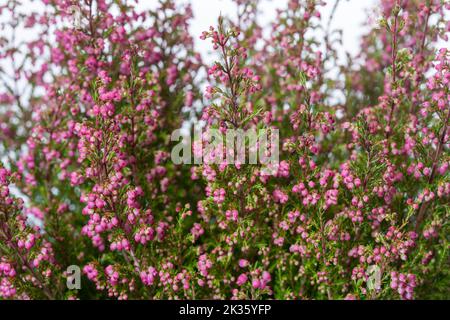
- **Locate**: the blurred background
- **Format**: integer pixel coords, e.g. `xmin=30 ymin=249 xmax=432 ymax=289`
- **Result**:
xmin=14 ymin=0 xmax=378 ymax=63
xmin=146 ymin=0 xmax=377 ymax=62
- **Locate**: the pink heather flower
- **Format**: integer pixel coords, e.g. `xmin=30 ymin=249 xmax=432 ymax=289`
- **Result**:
xmin=273 ymin=189 xmax=288 ymax=204
xmin=83 ymin=264 xmax=98 ymax=281
xmin=238 ymin=259 xmax=249 ymax=268
xmin=276 ymin=160 xmax=290 ymax=178
xmin=190 ymin=223 xmax=204 ymax=241
xmin=140 ymin=267 xmax=157 ymax=286
xmin=0 ymin=278 xmax=16 ymax=298
xmin=213 ymin=188 xmax=226 ymax=204
xmin=185 ymin=91 xmax=194 ymax=107
xmin=262 ymin=271 xmax=271 ymax=282
xmin=391 ymin=272 xmax=417 ymax=300
xmin=236 ymin=273 xmax=248 ymax=286
xmin=225 ymin=209 xmax=238 ymax=222
xmin=252 ymin=279 xmax=261 ymax=289
xmin=198 ymin=254 xmax=212 ymax=277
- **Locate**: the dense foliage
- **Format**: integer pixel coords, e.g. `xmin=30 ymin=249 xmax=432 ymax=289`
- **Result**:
xmin=0 ymin=0 xmax=449 ymax=300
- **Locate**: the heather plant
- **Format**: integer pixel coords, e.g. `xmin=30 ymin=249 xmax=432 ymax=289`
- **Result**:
xmin=0 ymin=0 xmax=449 ymax=300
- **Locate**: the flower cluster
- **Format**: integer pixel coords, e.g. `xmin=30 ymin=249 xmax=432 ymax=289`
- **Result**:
xmin=0 ymin=0 xmax=448 ymax=300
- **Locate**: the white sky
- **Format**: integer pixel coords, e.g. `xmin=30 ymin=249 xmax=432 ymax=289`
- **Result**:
xmin=150 ymin=0 xmax=377 ymax=62
xmin=6 ymin=0 xmax=377 ymax=63
xmin=190 ymin=0 xmax=375 ymax=57
xmin=9 ymin=0 xmax=449 ymax=63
